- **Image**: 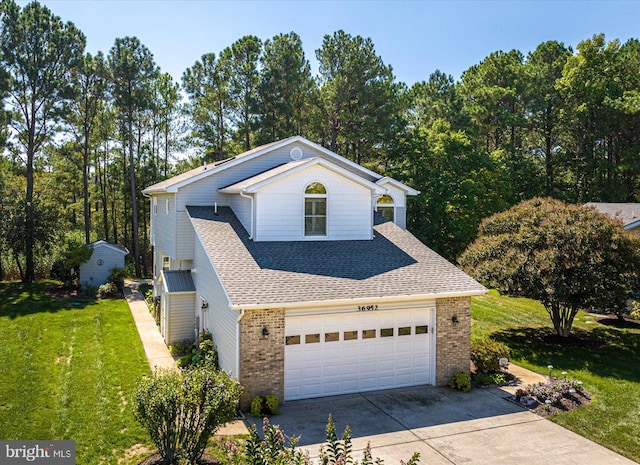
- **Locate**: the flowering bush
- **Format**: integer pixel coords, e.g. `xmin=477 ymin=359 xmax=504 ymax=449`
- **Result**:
xmin=525 ymin=378 xmax=582 ymax=405
xmin=133 ymin=366 xmax=241 ymax=464
xmin=243 ymin=415 xmax=420 ymax=465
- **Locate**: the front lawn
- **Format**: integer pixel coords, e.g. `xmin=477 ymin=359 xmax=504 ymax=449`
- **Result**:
xmin=0 ymin=281 xmax=152 ymax=464
xmin=472 ymin=290 xmax=640 ymax=462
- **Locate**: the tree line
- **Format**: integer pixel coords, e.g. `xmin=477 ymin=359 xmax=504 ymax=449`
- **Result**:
xmin=0 ymin=0 xmax=638 ymax=282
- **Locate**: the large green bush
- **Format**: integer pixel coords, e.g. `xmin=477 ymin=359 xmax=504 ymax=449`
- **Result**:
xmin=460 ymin=198 xmax=640 ymax=337
xmin=471 ymin=338 xmax=510 ymax=372
xmin=133 ymin=367 xmax=241 ymax=464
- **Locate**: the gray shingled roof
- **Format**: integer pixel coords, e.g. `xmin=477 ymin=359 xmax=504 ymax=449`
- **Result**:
xmin=585 ymin=202 xmax=640 ymax=228
xmin=143 ymin=137 xmax=298 ymax=194
xmin=187 ymin=206 xmax=486 ymax=308
xmin=163 ymin=270 xmax=196 ymax=293
xmin=88 ymin=239 xmax=129 ymax=255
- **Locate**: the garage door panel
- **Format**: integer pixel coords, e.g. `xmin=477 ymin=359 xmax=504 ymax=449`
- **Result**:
xmin=285 ymin=308 xmax=435 ymax=400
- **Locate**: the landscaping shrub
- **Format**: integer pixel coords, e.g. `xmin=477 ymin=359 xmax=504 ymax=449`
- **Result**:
xmin=250 ymin=394 xmax=279 ymax=417
xmin=174 ymin=330 xmax=220 ymax=370
xmin=97 ymin=282 xmax=118 ymax=298
xmin=473 ymin=371 xmax=508 ymax=386
xmin=449 ymin=371 xmax=472 ymax=392
xmin=107 ymin=266 xmax=125 ymax=291
xmin=525 ymin=378 xmax=584 ymax=405
xmin=133 ymin=366 xmax=241 ymax=464
xmin=471 ymin=337 xmax=510 ymax=372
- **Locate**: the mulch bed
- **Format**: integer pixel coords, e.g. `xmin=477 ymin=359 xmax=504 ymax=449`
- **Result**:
xmin=510 ymin=386 xmax=593 ymax=418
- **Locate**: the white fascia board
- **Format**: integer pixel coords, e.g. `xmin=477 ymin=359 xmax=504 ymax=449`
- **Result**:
xmin=146 ymin=136 xmax=385 ymax=194
xmin=230 ymin=288 xmax=488 ymax=312
xmin=376 ymin=177 xmax=420 ymax=196
xmin=89 ymin=241 xmax=130 ymax=256
xmin=239 ymin=158 xmax=387 ymax=195
xmin=295 ymin=137 xmax=384 ymax=180
xmin=167 ymin=138 xmax=306 ymax=193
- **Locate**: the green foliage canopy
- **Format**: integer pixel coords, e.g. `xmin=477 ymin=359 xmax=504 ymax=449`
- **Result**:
xmin=459 ymin=198 xmax=640 ymax=337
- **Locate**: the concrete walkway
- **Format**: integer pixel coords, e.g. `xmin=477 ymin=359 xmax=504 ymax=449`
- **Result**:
xmin=124 ymin=279 xmax=177 ymax=371
xmin=123 ymin=279 xmax=248 ymax=436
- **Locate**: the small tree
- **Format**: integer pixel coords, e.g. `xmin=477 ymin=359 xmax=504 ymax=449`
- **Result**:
xmin=133 ymin=367 xmax=241 ymax=464
xmin=459 ymin=198 xmax=640 ymax=337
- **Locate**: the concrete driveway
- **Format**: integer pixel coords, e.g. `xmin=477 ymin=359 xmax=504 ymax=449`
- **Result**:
xmin=245 ymin=385 xmax=635 ymax=464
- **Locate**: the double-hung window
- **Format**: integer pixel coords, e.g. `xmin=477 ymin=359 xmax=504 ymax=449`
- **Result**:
xmin=304 ymin=182 xmax=327 ymax=236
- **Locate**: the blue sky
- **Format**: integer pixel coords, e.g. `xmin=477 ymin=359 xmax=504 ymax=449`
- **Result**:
xmin=19 ymin=1 xmax=640 ymax=86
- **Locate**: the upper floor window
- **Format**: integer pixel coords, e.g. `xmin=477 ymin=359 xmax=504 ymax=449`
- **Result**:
xmin=377 ymin=194 xmax=395 ymax=222
xmin=304 ymin=182 xmax=327 ymax=236
xmin=162 ymin=256 xmax=170 ymax=271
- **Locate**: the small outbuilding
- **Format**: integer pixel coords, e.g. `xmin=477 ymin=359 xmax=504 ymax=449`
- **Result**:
xmin=79 ymin=240 xmax=129 ymax=288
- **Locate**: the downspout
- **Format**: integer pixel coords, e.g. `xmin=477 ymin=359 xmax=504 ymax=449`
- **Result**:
xmin=239 ymin=190 xmax=254 ymax=240
xmin=236 ymin=308 xmax=245 ymax=380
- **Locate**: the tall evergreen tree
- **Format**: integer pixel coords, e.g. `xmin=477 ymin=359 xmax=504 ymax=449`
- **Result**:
xmin=522 ymin=41 xmax=572 ymax=197
xmin=221 ymin=35 xmax=262 ymax=151
xmin=256 ymin=32 xmax=313 ymax=143
xmin=0 ymin=0 xmax=85 ymax=282
xmin=315 ymin=30 xmax=403 ymax=165
xmin=182 ymin=53 xmax=232 ymax=161
xmin=107 ymin=36 xmax=158 ymax=277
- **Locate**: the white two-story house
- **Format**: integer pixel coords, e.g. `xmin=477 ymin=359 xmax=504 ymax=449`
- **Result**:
xmin=143 ymin=136 xmax=486 ymax=408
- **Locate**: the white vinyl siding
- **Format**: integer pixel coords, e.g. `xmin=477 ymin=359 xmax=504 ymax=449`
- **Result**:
xmin=192 ymin=236 xmax=238 ymax=374
xmin=153 ymin=194 xmax=177 ymax=258
xmin=176 ymin=211 xmax=195 ymax=259
xmin=254 ymin=164 xmax=372 ymax=241
xmin=79 ymin=245 xmax=126 ymax=287
xmin=229 ymin=194 xmax=253 ymax=235
xmin=164 ymin=293 xmax=196 ymax=345
xmin=175 ymin=145 xmax=326 ymax=211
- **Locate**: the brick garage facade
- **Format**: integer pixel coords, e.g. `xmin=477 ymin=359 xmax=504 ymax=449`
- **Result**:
xmin=236 ymin=298 xmax=472 ymax=408
xmin=435 ymin=297 xmax=471 ymax=386
xmin=238 ymin=308 xmax=285 ymax=410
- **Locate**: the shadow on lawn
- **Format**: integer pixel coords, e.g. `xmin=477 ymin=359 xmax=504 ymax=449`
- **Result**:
xmin=0 ymin=281 xmax=98 ymax=319
xmin=491 ymin=325 xmax=640 ymax=383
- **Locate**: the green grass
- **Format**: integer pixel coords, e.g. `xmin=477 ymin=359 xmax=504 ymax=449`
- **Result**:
xmin=472 ymin=290 xmax=640 ymax=462
xmin=0 ymin=281 xmax=152 ymax=465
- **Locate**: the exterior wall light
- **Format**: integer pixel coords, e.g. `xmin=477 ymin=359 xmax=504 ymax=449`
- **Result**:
xmin=451 ymin=315 xmax=459 ymax=324
xmin=262 ymin=326 xmax=269 ymax=337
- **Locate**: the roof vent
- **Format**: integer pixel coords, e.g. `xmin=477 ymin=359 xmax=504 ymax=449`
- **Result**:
xmin=290 ymin=147 xmax=303 ymax=160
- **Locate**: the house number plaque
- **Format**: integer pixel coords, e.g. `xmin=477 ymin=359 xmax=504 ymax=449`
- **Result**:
xmin=357 ymin=304 xmax=379 ymax=312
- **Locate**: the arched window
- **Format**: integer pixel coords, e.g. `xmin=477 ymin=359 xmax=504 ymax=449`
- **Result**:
xmin=376 ymin=194 xmax=395 ymax=222
xmin=304 ymin=182 xmax=327 ymax=236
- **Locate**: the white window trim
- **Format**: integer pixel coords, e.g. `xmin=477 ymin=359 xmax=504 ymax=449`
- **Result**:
xmin=165 ymin=198 xmax=170 ymax=215
xmin=153 ymin=197 xmax=158 ymax=215
xmin=162 ymin=255 xmax=170 ymax=271
xmin=303 ymin=181 xmax=328 ymax=238
xmin=376 ymin=194 xmax=395 ymax=223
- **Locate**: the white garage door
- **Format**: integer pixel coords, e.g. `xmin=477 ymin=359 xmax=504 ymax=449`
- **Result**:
xmin=285 ymin=308 xmax=435 ymax=400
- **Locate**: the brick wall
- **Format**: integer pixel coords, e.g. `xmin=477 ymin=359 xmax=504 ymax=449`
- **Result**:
xmin=238 ymin=308 xmax=285 ymax=410
xmin=435 ymin=297 xmax=471 ymax=386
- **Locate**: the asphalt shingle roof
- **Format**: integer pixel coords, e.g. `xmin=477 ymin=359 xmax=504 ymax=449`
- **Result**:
xmin=585 ymin=202 xmax=640 ymax=228
xmin=187 ymin=206 xmax=486 ymax=307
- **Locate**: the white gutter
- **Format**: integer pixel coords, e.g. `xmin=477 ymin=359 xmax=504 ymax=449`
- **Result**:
xmin=230 ymin=288 xmax=488 ymax=312
xmin=235 ymin=308 xmax=245 ymax=380
xmin=239 ymin=190 xmax=254 ymax=240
